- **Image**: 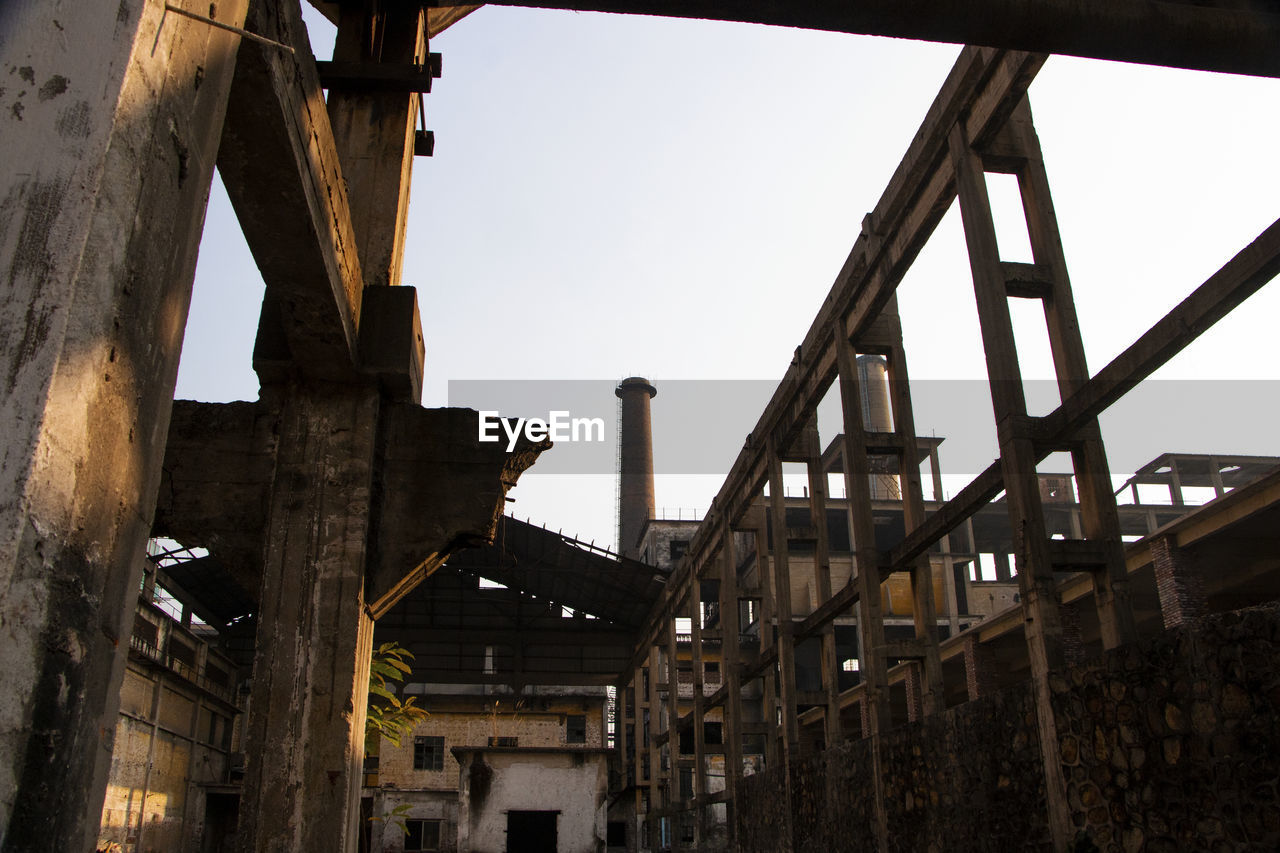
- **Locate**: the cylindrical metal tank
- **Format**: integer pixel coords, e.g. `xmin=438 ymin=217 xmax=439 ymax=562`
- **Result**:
xmin=857 ymin=355 xmax=900 ymax=500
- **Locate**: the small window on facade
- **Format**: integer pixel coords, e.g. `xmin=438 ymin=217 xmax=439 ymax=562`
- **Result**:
xmin=413 ymin=736 xmax=444 ymax=771
xmin=670 ymin=540 xmax=689 ymax=563
xmin=488 ymin=736 xmax=518 ymax=747
xmin=404 ymin=819 xmax=441 ymax=852
xmin=566 ymin=714 xmax=587 ymax=744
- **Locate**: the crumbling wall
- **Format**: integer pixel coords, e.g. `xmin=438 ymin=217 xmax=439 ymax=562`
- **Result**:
xmin=1051 ymin=603 xmax=1280 ymax=852
xmin=736 ymin=766 xmax=790 ymax=852
xmin=735 ymin=602 xmax=1280 ymax=852
xmin=879 ymin=685 xmax=1051 ymax=853
xmin=789 ymin=736 xmax=879 ymax=853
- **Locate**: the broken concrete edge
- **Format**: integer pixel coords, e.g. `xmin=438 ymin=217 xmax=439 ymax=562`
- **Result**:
xmin=150 ymin=399 xmax=554 ymax=625
xmin=366 ymin=405 xmax=552 ymax=617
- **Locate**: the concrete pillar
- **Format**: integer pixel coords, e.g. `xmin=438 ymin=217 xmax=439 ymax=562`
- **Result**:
xmin=766 ymin=445 xmax=801 ymax=763
xmin=883 ymin=308 xmax=946 ymax=717
xmin=950 ymin=116 xmax=1071 ymax=849
xmin=664 ymin=611 xmax=682 ymax=852
xmin=688 ymin=580 xmax=707 ymax=845
xmin=616 ymin=378 xmax=657 ymax=559
xmin=0 ymin=2 xmax=246 ymax=848
xmin=803 ymin=421 xmax=843 ymax=747
xmin=327 ymin=3 xmax=425 ymax=291
xmin=236 ymin=385 xmax=379 ymax=853
xmin=717 ymin=523 xmax=744 ymax=851
xmin=1151 ymin=536 xmax=1207 ymax=629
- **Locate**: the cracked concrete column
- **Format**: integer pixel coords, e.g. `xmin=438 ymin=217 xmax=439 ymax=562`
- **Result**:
xmin=235 ymin=385 xmax=381 ymax=853
xmin=0 ymin=2 xmax=246 ymax=849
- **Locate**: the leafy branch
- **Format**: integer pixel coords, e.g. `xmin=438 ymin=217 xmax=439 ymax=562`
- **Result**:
xmin=365 ymin=641 xmax=429 ymax=750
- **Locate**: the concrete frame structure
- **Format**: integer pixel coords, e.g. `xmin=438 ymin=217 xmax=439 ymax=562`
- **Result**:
xmin=4 ymin=2 xmax=1280 ymax=853
xmin=612 ymin=41 xmax=1280 ymax=853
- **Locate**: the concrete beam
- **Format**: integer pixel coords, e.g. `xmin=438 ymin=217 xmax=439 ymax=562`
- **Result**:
xmin=152 ymin=401 xmax=276 ymax=594
xmin=477 ymin=0 xmax=1280 ymax=77
xmin=632 ymin=46 xmax=1041 ymax=670
xmin=366 ymin=405 xmax=549 ymax=618
xmin=218 ymin=0 xmax=365 ymax=382
xmin=0 ymin=1 xmax=248 ymax=848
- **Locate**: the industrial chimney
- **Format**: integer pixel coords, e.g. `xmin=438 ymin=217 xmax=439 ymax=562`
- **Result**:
xmin=615 ymin=377 xmax=657 ymax=559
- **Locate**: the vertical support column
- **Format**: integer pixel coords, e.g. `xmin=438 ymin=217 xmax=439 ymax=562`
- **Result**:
xmin=803 ymin=420 xmax=844 ymax=748
xmin=835 ymin=338 xmax=891 ymax=733
xmin=950 ymin=120 xmax=1071 ymax=849
xmin=751 ymin=505 xmax=781 ymax=770
xmin=689 ymin=579 xmax=707 ymax=845
xmin=666 ymin=609 xmax=683 ymax=852
xmin=882 ymin=297 xmax=946 ymax=715
xmin=1008 ymin=98 xmax=1137 ymax=651
xmin=718 ymin=525 xmax=744 ymax=851
xmin=632 ymin=663 xmax=647 ymax=853
xmin=1150 ymin=536 xmax=1207 ymax=629
xmin=766 ymin=442 xmax=801 ymax=762
xmin=0 ymin=2 xmax=248 ymax=849
xmin=648 ymin=647 xmax=662 ymax=851
xmin=1208 ymin=456 xmax=1226 ymax=498
xmin=1169 ymin=458 xmax=1186 ymax=507
xmin=327 ymin=3 xmax=425 ymax=291
xmin=618 ymin=675 xmax=634 ymax=853
xmin=929 ymin=445 xmax=964 ymax=631
xmin=238 ymin=386 xmax=380 ymax=853
xmin=835 ymin=335 xmax=891 ymax=853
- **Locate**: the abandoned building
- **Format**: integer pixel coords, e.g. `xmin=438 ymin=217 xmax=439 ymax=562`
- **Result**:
xmin=4 ymin=1 xmax=1280 ymax=853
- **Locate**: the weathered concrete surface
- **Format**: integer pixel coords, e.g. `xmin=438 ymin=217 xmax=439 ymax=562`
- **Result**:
xmin=0 ymin=1 xmax=246 ymax=849
xmin=154 ymin=401 xmax=548 ymax=619
xmin=367 ymin=404 xmax=549 ymax=617
xmin=153 ymin=400 xmax=277 ymax=595
xmin=219 ymin=0 xmax=364 ymax=383
xmin=236 ymin=385 xmax=382 ymax=853
xmin=153 ymin=392 xmax=547 ymax=853
xmin=456 ymin=748 xmax=609 ymax=853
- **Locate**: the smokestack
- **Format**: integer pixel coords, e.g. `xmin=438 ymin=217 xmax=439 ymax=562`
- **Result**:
xmin=615 ymin=377 xmax=657 ymax=560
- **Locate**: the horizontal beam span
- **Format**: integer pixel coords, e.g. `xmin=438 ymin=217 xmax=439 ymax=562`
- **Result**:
xmin=479 ymin=0 xmax=1280 ymax=77
xmin=884 ymin=214 xmax=1280 ymax=577
xmin=219 ymin=0 xmax=364 ymax=380
xmin=623 ymin=46 xmax=1041 ymax=678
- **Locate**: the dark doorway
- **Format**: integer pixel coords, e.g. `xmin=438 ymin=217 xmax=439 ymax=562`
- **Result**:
xmin=506 ymin=810 xmax=558 ymax=853
xmin=202 ymin=793 xmax=239 ymax=853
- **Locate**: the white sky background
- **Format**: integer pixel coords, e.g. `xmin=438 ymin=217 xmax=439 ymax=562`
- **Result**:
xmin=178 ymin=6 xmax=1280 ymax=553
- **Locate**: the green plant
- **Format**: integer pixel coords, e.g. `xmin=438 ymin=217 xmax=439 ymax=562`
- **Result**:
xmin=365 ymin=641 xmax=429 ymax=750
xmin=369 ymin=802 xmax=414 ymax=836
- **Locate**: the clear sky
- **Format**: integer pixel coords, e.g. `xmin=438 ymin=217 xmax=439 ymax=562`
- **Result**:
xmin=178 ymin=6 xmax=1280 ymax=553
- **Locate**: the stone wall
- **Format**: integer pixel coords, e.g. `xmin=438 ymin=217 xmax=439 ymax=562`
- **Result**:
xmin=789 ymin=737 xmax=879 ymax=853
xmin=879 ymin=684 xmax=1051 ymax=853
xmin=741 ymin=687 xmax=1049 ymax=853
xmin=736 ymin=767 xmax=790 ymax=852
xmin=733 ymin=602 xmax=1280 ymax=852
xmin=1051 ymin=603 xmax=1280 ymax=852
